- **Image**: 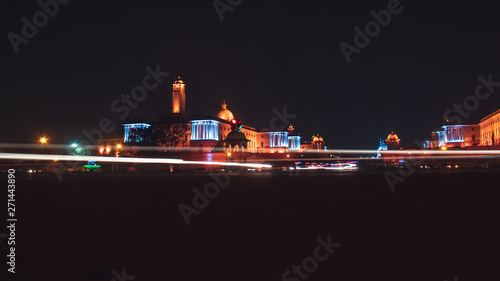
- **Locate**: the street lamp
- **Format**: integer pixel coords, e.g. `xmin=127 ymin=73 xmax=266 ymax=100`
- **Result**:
xmin=40 ymin=137 xmax=47 ymax=144
xmin=71 ymin=143 xmax=78 ymax=148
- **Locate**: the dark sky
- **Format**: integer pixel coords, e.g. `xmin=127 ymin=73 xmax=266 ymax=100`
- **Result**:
xmin=2 ymin=0 xmax=500 ymax=148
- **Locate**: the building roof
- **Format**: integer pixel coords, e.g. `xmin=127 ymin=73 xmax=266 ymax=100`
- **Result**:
xmin=480 ymin=108 xmax=500 ymax=123
xmin=443 ymin=120 xmax=479 ymax=126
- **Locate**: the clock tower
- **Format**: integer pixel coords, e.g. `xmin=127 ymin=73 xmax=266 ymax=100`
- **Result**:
xmin=172 ymin=76 xmax=186 ymax=117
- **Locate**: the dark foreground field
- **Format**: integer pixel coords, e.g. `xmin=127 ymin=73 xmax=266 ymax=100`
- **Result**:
xmin=3 ymin=170 xmax=500 ymax=281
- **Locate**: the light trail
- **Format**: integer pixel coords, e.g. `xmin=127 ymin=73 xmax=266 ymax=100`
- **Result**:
xmin=0 ymin=153 xmax=272 ymax=169
xmin=2 ymin=143 xmax=500 ymax=155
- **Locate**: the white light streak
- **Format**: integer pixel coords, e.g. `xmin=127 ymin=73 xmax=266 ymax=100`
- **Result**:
xmin=0 ymin=153 xmax=272 ymax=168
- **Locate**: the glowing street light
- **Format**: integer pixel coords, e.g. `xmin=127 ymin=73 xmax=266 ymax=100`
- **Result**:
xmin=40 ymin=137 xmax=47 ymax=144
xmin=116 ymin=144 xmax=122 ymax=149
xmin=441 ymin=146 xmax=447 ymax=151
xmin=71 ymin=143 xmax=78 ymax=148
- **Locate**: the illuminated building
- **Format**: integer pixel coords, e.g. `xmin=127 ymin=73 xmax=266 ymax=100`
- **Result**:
xmin=123 ymin=123 xmax=151 ymax=143
xmin=97 ymin=137 xmax=123 ymax=155
xmin=312 ymin=134 xmax=325 ymax=150
xmin=436 ymin=122 xmax=480 ymax=148
xmin=423 ymin=109 xmax=500 ymax=148
xmin=172 ymin=76 xmax=186 ymax=117
xmin=190 ymin=120 xmax=220 ymax=141
xmin=300 ymin=134 xmax=325 ymax=151
xmin=121 ymin=77 xmax=325 ymax=156
xmin=479 ymin=109 xmax=500 ymax=146
xmin=377 ymin=139 xmax=387 ymax=157
xmin=386 ymin=132 xmax=400 ymax=150
xmin=287 ymin=125 xmax=301 ymax=151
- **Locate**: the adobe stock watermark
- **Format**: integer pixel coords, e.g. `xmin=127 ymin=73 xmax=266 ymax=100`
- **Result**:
xmin=282 ymin=235 xmax=341 ymax=281
xmin=340 ymin=0 xmax=404 ymax=64
xmin=110 ymin=267 xmax=135 ymax=281
xmin=178 ymin=106 xmax=296 ymax=224
xmin=443 ymin=74 xmax=500 ymax=124
xmin=212 ymin=0 xmax=243 ymax=22
xmin=51 ymin=64 xmax=169 ymax=182
xmin=7 ymin=0 xmax=71 ymax=54
xmin=384 ymin=73 xmax=500 ymax=192
xmin=384 ymin=138 xmax=424 ymax=192
xmin=269 ymin=106 xmax=297 ymax=131
xmin=179 ymin=166 xmax=242 ymax=224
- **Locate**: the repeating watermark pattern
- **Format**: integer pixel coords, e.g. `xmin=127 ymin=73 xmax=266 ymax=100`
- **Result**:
xmin=282 ymin=235 xmax=340 ymax=281
xmin=7 ymin=169 xmax=17 ymax=274
xmin=7 ymin=0 xmax=72 ymax=54
xmin=179 ymin=106 xmax=297 ymax=224
xmin=386 ymin=73 xmax=500 ymax=192
xmin=443 ymin=74 xmax=500 ymax=124
xmin=51 ymin=64 xmax=169 ymax=182
xmin=110 ymin=267 xmax=135 ymax=281
xmin=83 ymin=64 xmax=169 ymax=145
xmin=179 ymin=167 xmax=241 ymax=224
xmin=212 ymin=0 xmax=243 ymax=22
xmin=384 ymin=138 xmax=424 ymax=192
xmin=269 ymin=106 xmax=297 ymax=131
xmin=340 ymin=0 xmax=404 ymax=64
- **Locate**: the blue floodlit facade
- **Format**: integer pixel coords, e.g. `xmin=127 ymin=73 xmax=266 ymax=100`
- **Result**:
xmin=123 ymin=123 xmax=151 ymax=143
xmin=116 ymin=78 xmax=322 ymax=153
xmin=288 ymin=136 xmax=301 ymax=150
xmin=269 ymin=132 xmax=289 ymax=147
xmin=443 ymin=125 xmax=465 ymax=143
xmin=377 ymin=139 xmax=387 ymax=157
xmin=190 ymin=120 xmax=220 ymax=141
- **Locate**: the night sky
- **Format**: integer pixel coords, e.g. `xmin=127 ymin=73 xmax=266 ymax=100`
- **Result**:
xmin=2 ymin=0 xmax=500 ymax=148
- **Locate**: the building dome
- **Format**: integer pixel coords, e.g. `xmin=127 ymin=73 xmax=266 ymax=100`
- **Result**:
xmin=387 ymin=132 xmax=399 ymax=140
xmin=312 ymin=134 xmax=324 ymax=142
xmin=225 ymin=130 xmax=248 ymax=142
xmin=288 ymin=124 xmax=299 ymax=136
xmin=174 ymin=75 xmax=184 ymax=84
xmin=216 ymin=101 xmax=234 ymax=121
xmin=224 ymin=130 xmax=249 ymax=149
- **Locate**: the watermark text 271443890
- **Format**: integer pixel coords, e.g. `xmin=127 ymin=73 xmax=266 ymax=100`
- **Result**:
xmin=7 ymin=169 xmax=17 ymax=274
